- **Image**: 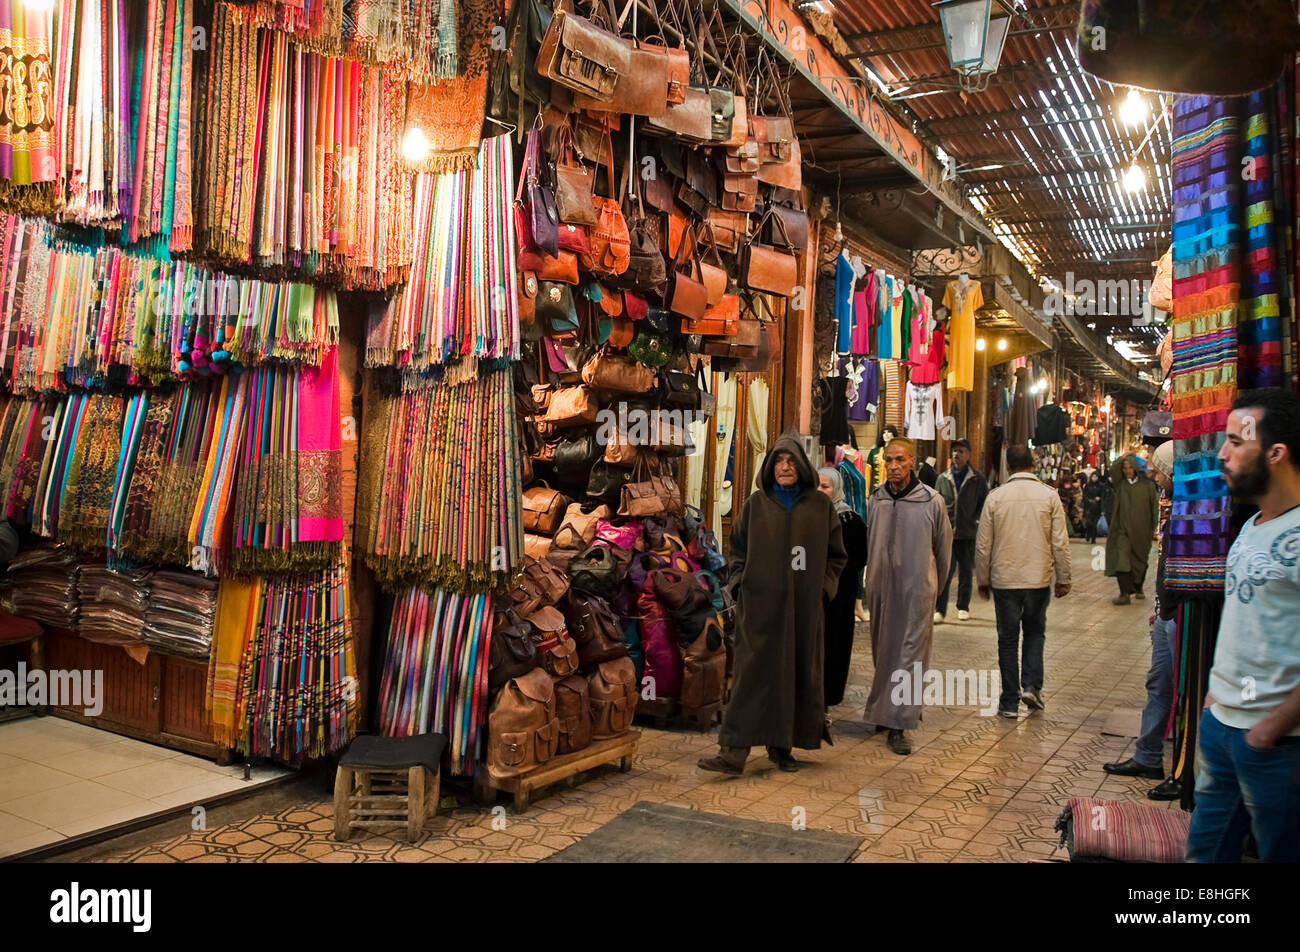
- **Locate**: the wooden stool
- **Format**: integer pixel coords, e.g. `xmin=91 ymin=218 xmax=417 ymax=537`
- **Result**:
xmin=0 ymin=611 xmax=44 ymax=722
xmin=333 ymin=733 xmax=447 ymax=843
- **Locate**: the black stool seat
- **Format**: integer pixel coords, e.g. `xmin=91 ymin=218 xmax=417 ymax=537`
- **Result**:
xmin=339 ymin=733 xmax=447 ymax=773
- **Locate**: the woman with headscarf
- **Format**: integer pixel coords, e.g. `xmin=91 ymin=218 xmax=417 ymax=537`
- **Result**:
xmin=818 ymin=467 xmax=868 ymax=707
xmin=1082 ymin=470 xmax=1105 ymax=543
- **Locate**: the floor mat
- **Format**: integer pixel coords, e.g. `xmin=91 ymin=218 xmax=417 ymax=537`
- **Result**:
xmin=1100 ymin=708 xmax=1143 ymax=738
xmin=544 ymin=801 xmax=862 ymax=863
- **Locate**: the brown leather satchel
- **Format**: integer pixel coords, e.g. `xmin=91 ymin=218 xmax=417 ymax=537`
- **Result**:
xmin=684 ymin=292 xmax=740 ymax=337
xmin=669 ymin=229 xmax=708 ymax=321
xmin=538 ymin=5 xmax=631 ymax=101
xmin=722 ymin=171 xmax=759 ymax=212
xmin=582 ymin=350 xmax=654 ymax=394
xmin=523 ymin=532 xmax=552 ymax=560
xmin=554 ymin=674 xmax=593 ymax=754
xmin=489 ymin=609 xmax=541 ymax=696
xmin=757 ymin=131 xmax=801 ymax=191
xmin=603 ymin=430 xmax=643 ymax=467
xmin=579 ymin=142 xmax=631 ymax=278
xmin=562 ymin=591 xmax=628 ymax=665
xmin=703 ymin=316 xmax=761 ymax=358
xmin=741 ymin=209 xmax=798 ymax=297
xmin=487 ymin=667 xmax=559 ymax=779
xmin=681 ymin=615 xmax=726 ymax=709
xmin=764 ymin=202 xmax=809 ymax=252
xmin=697 ymin=224 xmax=728 ymax=306
xmin=514 ymin=555 xmax=570 ymax=612
xmin=588 ymin=656 xmax=638 ymax=738
xmin=618 ymin=457 xmax=684 ymax=517
xmin=518 ymin=271 xmax=538 ymax=324
xmin=522 ymin=484 xmax=572 ymax=535
xmin=574 ymin=36 xmax=670 ymax=117
xmin=550 ymin=502 xmax=611 ymax=555
xmin=552 ymin=123 xmax=599 ymax=226
xmin=517 ymin=244 xmax=580 ymax=285
xmin=703 ymin=208 xmax=747 ymax=254
xmin=541 ymin=385 xmax=598 ymax=427
xmin=528 ymin=605 xmax=579 ymax=678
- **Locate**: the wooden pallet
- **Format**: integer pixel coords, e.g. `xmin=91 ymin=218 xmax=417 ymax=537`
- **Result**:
xmin=474 ymin=730 xmax=640 ymax=811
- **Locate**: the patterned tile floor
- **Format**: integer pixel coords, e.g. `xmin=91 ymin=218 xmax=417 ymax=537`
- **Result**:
xmin=63 ymin=540 xmax=1179 ymax=863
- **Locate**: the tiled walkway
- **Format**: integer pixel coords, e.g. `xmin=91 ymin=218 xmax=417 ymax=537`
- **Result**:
xmin=81 ymin=540 xmax=1177 ymax=863
xmin=0 ymin=719 xmax=289 ymax=858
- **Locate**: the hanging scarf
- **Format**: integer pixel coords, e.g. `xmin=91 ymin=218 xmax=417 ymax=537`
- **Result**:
xmin=0 ymin=1 xmax=57 ymax=213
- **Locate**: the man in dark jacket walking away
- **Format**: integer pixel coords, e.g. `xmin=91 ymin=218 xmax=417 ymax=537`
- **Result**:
xmin=698 ymin=433 xmax=847 ymax=775
xmin=934 ymin=438 xmax=988 ymax=623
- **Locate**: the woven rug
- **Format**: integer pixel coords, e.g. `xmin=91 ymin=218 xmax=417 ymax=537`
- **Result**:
xmin=544 ymin=801 xmax=862 ymax=863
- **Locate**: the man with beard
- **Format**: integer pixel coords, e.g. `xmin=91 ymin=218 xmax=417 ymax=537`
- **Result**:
xmin=1186 ymin=389 xmax=1300 ymax=862
xmin=697 ymin=434 xmax=846 ymax=775
xmin=862 ymin=437 xmax=952 ymax=755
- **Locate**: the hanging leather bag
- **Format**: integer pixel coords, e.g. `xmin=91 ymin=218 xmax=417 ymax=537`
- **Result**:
xmin=516 ymin=124 xmax=560 ymax=258
xmin=527 ymin=605 xmax=580 ymax=678
xmin=764 ymin=202 xmax=809 ymax=252
xmin=541 ymin=385 xmax=599 ymax=427
xmin=740 ymin=208 xmax=798 ymax=297
xmin=572 ymin=0 xmax=670 ymax=117
xmin=669 ymin=228 xmax=708 ymax=321
xmin=696 ymin=223 xmax=728 ymax=306
xmin=552 ymin=122 xmax=600 ymax=226
xmin=582 ymin=349 xmax=655 ymax=393
xmin=537 ymin=2 xmax=631 ymax=101
xmin=580 ymin=136 xmax=632 ymax=278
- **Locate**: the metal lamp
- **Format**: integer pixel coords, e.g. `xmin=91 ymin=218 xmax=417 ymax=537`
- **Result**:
xmin=933 ymin=0 xmax=1015 ymax=93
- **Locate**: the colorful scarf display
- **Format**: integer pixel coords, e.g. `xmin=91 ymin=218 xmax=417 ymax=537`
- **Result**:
xmin=376 ymin=585 xmax=491 ymax=776
xmin=198 ymin=3 xmax=411 ymax=289
xmin=361 ymin=367 xmax=522 ymax=593
xmin=226 ymin=561 xmax=358 ymax=762
xmin=0 ymin=215 xmax=341 ymax=393
xmin=365 ymin=133 xmax=519 ymax=367
xmin=0 ymin=1 xmax=57 ymax=213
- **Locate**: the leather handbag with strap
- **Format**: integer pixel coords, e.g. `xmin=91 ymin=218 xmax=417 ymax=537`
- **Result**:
xmin=579 ymin=136 xmax=632 ymax=278
xmin=569 ymin=543 xmax=623 ymax=598
xmin=602 ymin=157 xmax=667 ymax=293
xmin=586 ymin=459 xmax=637 ymax=507
xmin=703 ymin=313 xmax=761 ymax=358
xmin=537 ymin=2 xmax=631 ymax=101
xmin=659 ymin=366 xmax=701 ymax=410
xmin=685 ymin=291 xmax=740 ymax=337
xmin=696 ymin=364 xmax=717 ymax=418
xmin=553 ymin=432 xmax=599 ymax=474
xmin=764 ymin=202 xmax=809 ymax=252
xmin=520 ymin=554 xmax=571 ymax=606
xmin=741 ymin=208 xmax=798 ymax=297
xmin=517 ymin=229 xmax=581 ymax=283
xmin=536 ymin=280 xmax=579 ymax=332
xmin=680 ymin=614 xmax=726 ymax=708
xmin=643 ymin=0 xmax=713 ymax=143
xmin=588 ymin=656 xmax=637 ymax=738
xmin=562 ymin=591 xmax=628 ymax=665
xmin=527 ymin=605 xmax=579 ymax=678
xmin=522 ymin=483 xmax=573 ymax=535
xmin=582 ymin=349 xmax=655 ymax=393
xmin=572 ymin=0 xmax=670 ymax=117
xmin=517 ymin=124 xmax=559 ymax=257
xmin=523 ymin=532 xmax=552 ymax=560
xmin=553 ymin=674 xmax=593 ymax=755
xmin=541 ymin=385 xmax=598 ymax=427
xmin=619 ymin=456 xmax=684 ymax=517
xmin=487 ymin=667 xmax=559 ymax=779
xmin=669 ymin=228 xmax=708 ymax=321
xmin=552 ymin=121 xmax=599 ymax=226
xmin=551 ymin=502 xmax=611 ymax=553
xmin=703 ymin=207 xmax=747 ymax=254
xmin=489 ymin=609 xmax=541 ymax=696
xmin=696 ymin=223 xmax=728 ymax=306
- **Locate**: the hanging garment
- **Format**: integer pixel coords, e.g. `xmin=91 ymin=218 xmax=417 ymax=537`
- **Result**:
xmin=944 ymin=278 xmax=982 ymax=391
xmin=850 ymin=269 xmax=876 ymax=355
xmin=835 ymin=251 xmax=854 ymax=354
xmin=899 ymin=287 xmax=915 ymax=359
xmin=840 ymin=355 xmax=879 ymax=422
xmin=818 ymin=375 xmax=852 ymax=446
xmin=710 ymin=373 xmax=739 ymax=540
xmin=904 ymin=381 xmax=943 ymax=440
xmin=1034 ymin=402 xmax=1069 ymax=446
xmin=882 ymin=358 xmax=905 ymax=430
xmin=837 ymin=458 xmax=868 ymax=522
xmin=907 ymin=311 xmax=946 ymax=385
xmin=874 ymin=270 xmax=891 ymax=358
xmin=746 ymin=376 xmax=770 ymax=492
xmin=890 ymin=280 xmax=905 ymax=361
xmin=1008 ymin=366 xmax=1036 ymax=446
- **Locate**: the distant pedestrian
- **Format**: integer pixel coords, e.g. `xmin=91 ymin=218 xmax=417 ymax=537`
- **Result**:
xmin=698 ymin=434 xmax=846 ymax=776
xmin=975 ymin=444 xmax=1072 ymax=718
xmin=862 ymin=437 xmax=953 ymax=755
xmin=1082 ymin=471 xmax=1105 ymax=543
xmin=1187 ymin=389 xmax=1300 ymax=862
xmin=817 ymin=467 xmax=867 ymax=708
xmin=935 ymin=438 xmax=988 ymax=623
xmin=1105 ymin=454 xmax=1159 ymax=604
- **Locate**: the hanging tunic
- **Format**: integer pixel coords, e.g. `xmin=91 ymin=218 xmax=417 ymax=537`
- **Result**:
xmin=944 ymin=278 xmax=982 ymax=392
xmin=851 ymin=269 xmax=876 ymax=355
xmin=876 ymin=272 xmax=893 ymax=358
xmin=835 ymin=251 xmax=854 ymax=354
xmin=904 ymin=381 xmax=943 ymax=440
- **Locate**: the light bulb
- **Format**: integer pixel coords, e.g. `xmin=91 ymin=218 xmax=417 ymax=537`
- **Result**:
xmin=997 ymin=338 xmax=1008 ymax=351
xmin=1123 ymin=164 xmax=1146 ymax=193
xmin=1119 ymin=89 xmax=1147 ymax=126
xmin=976 ymin=338 xmax=986 ymax=351
xmin=402 ymin=126 xmax=430 ymax=164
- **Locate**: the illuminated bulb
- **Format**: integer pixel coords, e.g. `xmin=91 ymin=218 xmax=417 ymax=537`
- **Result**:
xmin=976 ymin=337 xmax=986 ymax=351
xmin=1123 ymin=164 xmax=1146 ymax=193
xmin=996 ymin=338 xmax=1008 ymax=351
xmin=402 ymin=126 xmax=430 ymax=164
xmin=1119 ymin=89 xmax=1147 ymax=126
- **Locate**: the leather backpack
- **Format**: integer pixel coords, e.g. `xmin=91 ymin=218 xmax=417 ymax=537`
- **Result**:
xmin=680 ymin=614 xmax=726 ymax=709
xmin=554 ymin=674 xmax=593 ymax=755
xmin=562 ymin=591 xmax=628 ymax=665
xmin=487 ymin=667 xmax=559 ymax=779
xmin=489 ymin=608 xmax=540 ymax=696
xmin=587 ymin=656 xmax=638 ymax=738
xmin=528 ymin=605 xmax=580 ymax=678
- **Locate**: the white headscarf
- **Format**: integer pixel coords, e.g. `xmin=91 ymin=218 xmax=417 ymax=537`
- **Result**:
xmin=818 ymin=466 xmax=853 ymax=515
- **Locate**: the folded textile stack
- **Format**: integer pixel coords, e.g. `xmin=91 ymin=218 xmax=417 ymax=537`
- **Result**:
xmin=77 ymin=565 xmax=150 ymax=646
xmin=142 ymin=571 xmax=219 ymax=659
xmin=3 ymin=547 xmax=80 ymax=629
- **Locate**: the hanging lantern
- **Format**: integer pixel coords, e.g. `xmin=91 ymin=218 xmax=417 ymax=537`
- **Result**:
xmin=933 ymin=0 xmax=1014 ymax=93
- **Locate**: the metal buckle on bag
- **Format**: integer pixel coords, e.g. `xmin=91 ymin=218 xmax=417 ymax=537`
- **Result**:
xmin=549 ymin=287 xmax=563 ymax=302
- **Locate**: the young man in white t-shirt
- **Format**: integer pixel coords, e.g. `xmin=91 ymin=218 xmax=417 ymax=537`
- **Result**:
xmin=1186 ymin=388 xmax=1300 ymax=862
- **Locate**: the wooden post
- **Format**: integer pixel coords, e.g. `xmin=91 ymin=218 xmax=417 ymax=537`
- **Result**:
xmin=783 ymin=218 xmax=819 ymax=432
xmin=333 ymin=766 xmax=353 ymax=841
xmin=406 ymin=765 xmax=425 ymax=842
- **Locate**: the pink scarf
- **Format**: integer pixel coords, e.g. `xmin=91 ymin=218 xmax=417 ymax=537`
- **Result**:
xmin=295 ymin=343 xmax=342 ymax=543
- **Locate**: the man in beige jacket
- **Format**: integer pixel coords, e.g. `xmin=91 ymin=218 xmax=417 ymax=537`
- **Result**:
xmin=976 ymin=444 xmax=1072 ymax=718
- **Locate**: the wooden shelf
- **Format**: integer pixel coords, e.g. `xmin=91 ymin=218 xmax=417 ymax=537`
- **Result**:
xmin=473 ymin=730 xmax=640 ymax=811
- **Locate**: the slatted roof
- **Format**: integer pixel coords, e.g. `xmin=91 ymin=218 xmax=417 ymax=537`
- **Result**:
xmin=804 ymin=0 xmax=1170 ymax=362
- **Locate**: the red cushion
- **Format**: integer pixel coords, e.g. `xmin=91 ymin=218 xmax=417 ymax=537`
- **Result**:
xmin=0 ymin=609 xmax=43 ymax=642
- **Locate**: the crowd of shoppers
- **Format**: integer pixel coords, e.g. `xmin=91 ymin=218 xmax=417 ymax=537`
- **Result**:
xmin=699 ymin=391 xmax=1300 ymax=863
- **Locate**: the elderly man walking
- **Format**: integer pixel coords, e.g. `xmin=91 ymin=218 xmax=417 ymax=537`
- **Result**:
xmin=976 ymin=444 xmax=1072 ymax=718
xmin=698 ymin=433 xmax=846 ymax=775
xmin=862 ymin=436 xmax=953 ymax=755
xmin=1105 ymin=454 xmax=1160 ymax=604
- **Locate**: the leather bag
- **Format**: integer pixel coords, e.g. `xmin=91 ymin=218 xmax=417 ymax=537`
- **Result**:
xmin=541 ymin=385 xmax=598 ymax=428
xmin=740 ymin=209 xmax=798 ymax=297
xmin=552 ymin=123 xmax=599 ymax=226
xmin=517 ymin=125 xmax=559 ymax=257
xmin=696 ymin=224 xmax=728 ymax=306
xmin=523 ymin=532 xmax=552 ymax=561
xmin=520 ymin=555 xmax=570 ymax=607
xmin=553 ymin=432 xmax=599 ymax=474
xmin=487 ymin=667 xmax=558 ymax=779
xmin=660 ymin=367 xmax=701 ymax=410
xmin=553 ymin=674 xmax=593 ymax=754
xmin=536 ymin=280 xmax=578 ymax=332
xmin=586 ymin=460 xmax=637 ymax=507
xmin=587 ymin=656 xmax=638 ymax=738
xmin=582 ymin=350 xmax=655 ymax=393
xmin=703 ymin=207 xmax=747 ymax=254
xmin=669 ymin=229 xmax=708 ymax=321
xmin=562 ymin=591 xmax=628 ymax=665
xmin=527 ymin=605 xmax=580 ymax=678
xmin=764 ymin=202 xmax=809 ymax=252
xmin=681 ymin=615 xmax=726 ymax=708
xmin=551 ymin=502 xmax=611 ymax=553
xmin=618 ymin=457 xmax=684 ymax=517
xmin=569 ymin=543 xmax=624 ymax=599
xmin=538 ymin=5 xmax=631 ymax=100
xmin=579 ymin=141 xmax=632 ymax=278
xmin=488 ymin=609 xmax=541 ymax=696
xmin=684 ymin=292 xmax=740 ymax=337
xmin=522 ymin=484 xmax=573 ymax=535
